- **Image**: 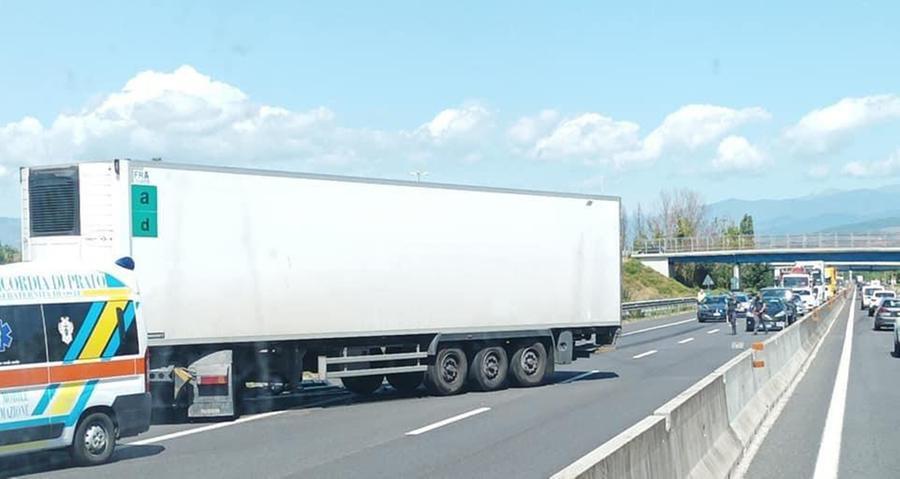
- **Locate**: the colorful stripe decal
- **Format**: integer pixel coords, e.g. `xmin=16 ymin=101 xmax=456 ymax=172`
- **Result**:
xmin=31 ymin=383 xmax=60 ymax=416
xmin=101 ymin=301 xmax=135 ymax=358
xmin=46 ymin=381 xmax=85 ymax=416
xmin=63 ymin=301 xmax=104 ymax=363
xmin=65 ymin=380 xmax=97 ymax=426
xmin=80 ymin=300 xmax=126 ymax=359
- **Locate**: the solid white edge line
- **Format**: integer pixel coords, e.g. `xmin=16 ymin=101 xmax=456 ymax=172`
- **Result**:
xmin=405 ymin=407 xmax=491 ymax=436
xmin=812 ymin=292 xmax=855 ymax=479
xmin=620 ymin=317 xmax=695 ymax=337
xmin=733 ymin=291 xmax=851 ymax=479
xmin=125 ymin=395 xmax=350 ymax=446
xmin=560 ymin=370 xmax=601 ymax=384
xmin=677 ymin=337 xmax=695 ymax=344
xmin=707 ymin=329 xmax=720 ymax=334
xmin=632 ymin=350 xmax=658 ymax=359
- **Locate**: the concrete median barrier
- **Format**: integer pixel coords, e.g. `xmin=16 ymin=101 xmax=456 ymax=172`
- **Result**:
xmin=553 ymin=290 xmax=849 ymax=479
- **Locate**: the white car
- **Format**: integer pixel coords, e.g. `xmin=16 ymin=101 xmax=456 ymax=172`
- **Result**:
xmin=869 ymin=290 xmax=897 ymax=316
xmin=792 ymin=288 xmax=818 ymax=310
xmin=862 ymin=285 xmax=884 ymax=309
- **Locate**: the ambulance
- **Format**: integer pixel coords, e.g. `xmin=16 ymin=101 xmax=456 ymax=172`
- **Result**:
xmin=0 ymin=259 xmax=150 ymax=465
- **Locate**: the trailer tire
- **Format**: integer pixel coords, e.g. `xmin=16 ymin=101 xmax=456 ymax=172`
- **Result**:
xmin=510 ymin=341 xmax=549 ymax=387
xmin=70 ymin=411 xmax=116 ymax=466
xmin=387 ymin=373 xmax=423 ymax=393
xmin=467 ymin=346 xmax=509 ymax=391
xmin=425 ymin=347 xmax=467 ymax=396
xmin=341 ymin=375 xmax=384 ymax=395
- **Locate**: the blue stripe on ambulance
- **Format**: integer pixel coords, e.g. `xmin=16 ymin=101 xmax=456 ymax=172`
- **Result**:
xmin=63 ymin=302 xmax=104 ymax=363
xmin=101 ymin=301 xmax=135 ymax=358
xmin=1 ymin=380 xmax=99 ymax=432
xmin=31 ymin=383 xmax=60 ymax=416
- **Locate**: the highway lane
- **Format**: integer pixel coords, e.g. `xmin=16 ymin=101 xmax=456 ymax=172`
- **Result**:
xmin=744 ymin=293 xmax=900 ymax=479
xmin=4 ymin=310 xmax=771 ymax=478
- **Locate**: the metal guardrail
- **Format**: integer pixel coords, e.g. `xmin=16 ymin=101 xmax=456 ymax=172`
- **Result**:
xmin=632 ymin=232 xmax=900 ymax=255
xmin=622 ymin=297 xmax=696 ymax=318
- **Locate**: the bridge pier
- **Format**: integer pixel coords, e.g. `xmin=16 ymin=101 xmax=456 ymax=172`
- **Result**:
xmin=640 ymin=257 xmax=671 ymax=277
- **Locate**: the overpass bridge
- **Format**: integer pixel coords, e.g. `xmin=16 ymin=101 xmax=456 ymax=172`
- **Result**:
xmin=631 ymin=232 xmax=900 ymax=277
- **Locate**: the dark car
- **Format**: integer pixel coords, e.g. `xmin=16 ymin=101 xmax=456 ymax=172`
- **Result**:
xmin=698 ymin=295 xmax=735 ymax=323
xmin=761 ymin=288 xmax=798 ymax=324
xmin=874 ymin=298 xmax=900 ymax=330
xmin=745 ymin=298 xmax=791 ymax=332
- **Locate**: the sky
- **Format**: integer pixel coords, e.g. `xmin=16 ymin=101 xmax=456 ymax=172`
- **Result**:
xmin=1 ymin=0 xmax=899 ymax=217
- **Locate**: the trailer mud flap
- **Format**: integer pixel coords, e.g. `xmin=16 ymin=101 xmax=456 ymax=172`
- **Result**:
xmin=187 ymin=350 xmax=235 ymax=418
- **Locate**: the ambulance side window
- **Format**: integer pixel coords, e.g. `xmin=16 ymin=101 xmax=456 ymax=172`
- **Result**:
xmin=43 ymin=301 xmax=139 ymax=361
xmin=0 ymin=305 xmax=48 ymax=367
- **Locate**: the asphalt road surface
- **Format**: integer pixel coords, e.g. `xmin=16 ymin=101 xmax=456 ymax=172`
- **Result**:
xmin=745 ymin=291 xmax=900 ymax=479
xmin=3 ymin=311 xmax=770 ymax=479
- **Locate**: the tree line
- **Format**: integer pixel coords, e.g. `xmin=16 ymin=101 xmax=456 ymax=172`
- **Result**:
xmin=625 ymin=188 xmax=772 ymax=292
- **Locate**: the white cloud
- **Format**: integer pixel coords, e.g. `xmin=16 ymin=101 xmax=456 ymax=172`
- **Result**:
xmin=507 ymin=109 xmax=559 ymax=145
xmin=842 ymin=149 xmax=900 ymax=177
xmin=711 ymin=135 xmax=768 ymax=171
xmin=533 ymin=113 xmax=641 ymax=161
xmin=785 ymin=94 xmax=900 ymax=154
xmin=0 ymin=65 xmax=502 ymax=182
xmin=516 ymin=104 xmax=769 ymax=165
xmin=416 ymin=104 xmax=491 ymax=142
xmin=634 ymin=105 xmax=770 ymax=161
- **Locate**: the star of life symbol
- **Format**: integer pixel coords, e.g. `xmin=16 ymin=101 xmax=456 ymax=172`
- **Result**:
xmin=58 ymin=316 xmax=74 ymax=345
xmin=0 ymin=318 xmax=12 ymax=353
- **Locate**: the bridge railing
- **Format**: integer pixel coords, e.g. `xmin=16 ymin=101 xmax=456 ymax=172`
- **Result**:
xmin=632 ymin=232 xmax=900 ymax=254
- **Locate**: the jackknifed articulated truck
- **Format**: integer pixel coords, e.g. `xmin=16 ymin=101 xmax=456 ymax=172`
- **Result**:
xmin=20 ymin=160 xmax=622 ymax=418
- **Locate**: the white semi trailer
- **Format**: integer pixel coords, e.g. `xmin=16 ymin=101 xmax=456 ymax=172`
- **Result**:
xmin=20 ymin=160 xmax=621 ymax=418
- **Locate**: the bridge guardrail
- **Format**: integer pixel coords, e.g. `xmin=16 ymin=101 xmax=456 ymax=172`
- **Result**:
xmin=633 ymin=232 xmax=900 ymax=254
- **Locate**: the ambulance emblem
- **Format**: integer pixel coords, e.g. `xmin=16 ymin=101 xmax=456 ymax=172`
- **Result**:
xmin=58 ymin=316 xmax=74 ymax=345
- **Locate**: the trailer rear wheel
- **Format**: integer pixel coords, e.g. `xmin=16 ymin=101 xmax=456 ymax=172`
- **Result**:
xmin=425 ymin=347 xmax=467 ymax=395
xmin=387 ymin=373 xmax=423 ymax=393
xmin=510 ymin=341 xmax=549 ymax=387
xmin=467 ymin=346 xmax=508 ymax=391
xmin=342 ymin=375 xmax=384 ymax=395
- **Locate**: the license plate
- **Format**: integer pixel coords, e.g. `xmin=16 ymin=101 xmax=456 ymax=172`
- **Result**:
xmin=776 ymin=321 xmax=785 ymax=327
xmin=714 ymin=311 xmax=721 ymax=316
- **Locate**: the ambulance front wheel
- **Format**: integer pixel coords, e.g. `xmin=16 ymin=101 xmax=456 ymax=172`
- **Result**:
xmin=71 ymin=411 xmax=117 ymax=466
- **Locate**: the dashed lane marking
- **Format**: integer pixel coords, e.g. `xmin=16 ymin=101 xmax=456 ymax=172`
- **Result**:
xmin=405 ymin=407 xmax=491 ymax=436
xmin=632 ymin=350 xmax=658 ymax=359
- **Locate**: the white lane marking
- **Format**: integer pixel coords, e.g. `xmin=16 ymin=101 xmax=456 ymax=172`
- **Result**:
xmin=733 ymin=291 xmax=851 ymax=478
xmin=677 ymin=337 xmax=695 ymax=344
xmin=560 ymin=370 xmax=601 ymax=384
xmin=632 ymin=350 xmax=658 ymax=359
xmin=813 ymin=292 xmax=855 ymax=479
xmin=405 ymin=407 xmax=491 ymax=436
xmin=620 ymin=317 xmax=695 ymax=337
xmin=127 ymin=410 xmax=286 ymax=446
xmin=126 ymin=395 xmax=349 ymax=446
xmin=707 ymin=329 xmax=720 ymax=334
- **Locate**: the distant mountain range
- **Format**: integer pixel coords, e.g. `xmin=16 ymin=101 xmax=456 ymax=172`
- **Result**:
xmin=0 ymin=217 xmax=19 ymax=248
xmin=708 ymin=185 xmax=900 ymax=235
